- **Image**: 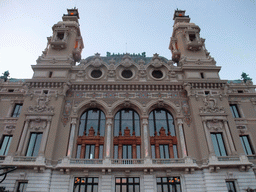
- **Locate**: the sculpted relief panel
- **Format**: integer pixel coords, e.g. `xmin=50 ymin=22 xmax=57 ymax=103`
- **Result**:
xmin=28 ymin=95 xmax=54 ymax=113
xmin=199 ymin=97 xmax=225 ymax=114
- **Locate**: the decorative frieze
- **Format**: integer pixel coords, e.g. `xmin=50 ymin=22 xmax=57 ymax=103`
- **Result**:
xmin=70 ymin=84 xmax=183 ymax=91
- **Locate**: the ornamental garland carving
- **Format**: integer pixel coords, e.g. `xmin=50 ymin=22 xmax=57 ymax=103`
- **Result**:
xmin=28 ymin=95 xmax=54 ymax=113
xmin=206 ymin=119 xmax=224 ymax=131
xmin=199 ymin=97 xmax=225 ymax=113
xmin=62 ymin=100 xmax=72 ymax=126
xmin=29 ymin=118 xmax=47 ymax=130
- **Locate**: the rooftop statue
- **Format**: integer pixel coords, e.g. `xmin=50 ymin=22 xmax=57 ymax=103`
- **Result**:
xmin=0 ymin=71 xmax=10 ymax=82
xmin=241 ymin=72 xmax=252 ymax=83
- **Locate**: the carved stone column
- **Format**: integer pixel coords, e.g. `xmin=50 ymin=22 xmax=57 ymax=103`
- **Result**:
xmin=132 ymin=144 xmax=137 ymax=159
xmin=67 ymin=118 xmax=77 ymax=158
xmin=95 ymin=143 xmax=99 ymax=159
xmin=155 ymin=143 xmax=160 ymax=159
xmin=142 ymin=118 xmax=150 ymax=159
xmin=17 ymin=119 xmax=29 ymax=156
xmin=105 ymin=118 xmax=113 ymax=159
xmin=202 ymin=120 xmax=215 ymax=155
xmin=177 ymin=119 xmax=187 ymax=158
xmin=118 ymin=144 xmax=122 ymax=159
xmin=223 ymin=120 xmax=236 ymax=155
xmin=80 ymin=144 xmax=85 ymax=158
xmin=39 ymin=119 xmax=51 ymax=155
xmin=7 ymin=101 xmax=15 ymax=117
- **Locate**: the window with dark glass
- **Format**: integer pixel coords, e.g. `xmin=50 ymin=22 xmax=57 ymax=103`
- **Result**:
xmin=211 ymin=133 xmax=227 ymax=156
xmin=240 ymin=135 xmax=254 ymax=155
xmin=113 ymin=109 xmax=141 ymax=159
xmin=114 ymin=109 xmax=140 ymax=136
xmin=121 ymin=70 xmax=133 ymax=79
xmin=230 ymin=104 xmax=241 ymax=118
xmin=149 ymin=109 xmax=178 ymax=159
xmin=76 ymin=144 xmax=104 ymax=159
xmin=0 ymin=135 xmax=12 ymax=156
xmin=76 ymin=109 xmax=105 ymax=159
xmin=157 ymin=177 xmax=181 ymax=192
xmin=12 ymin=104 xmax=23 ymax=117
xmin=74 ymin=177 xmax=98 ymax=192
xmin=78 ymin=109 xmax=106 ymax=136
xmin=26 ymin=133 xmax=42 ymax=157
xmin=226 ymin=181 xmax=237 ymax=192
xmin=17 ymin=181 xmax=28 ymax=192
xmin=115 ymin=177 xmax=140 ymax=192
xmin=152 ymin=70 xmax=163 ymax=79
xmin=91 ymin=70 xmax=102 ymax=78
xmin=149 ymin=109 xmax=175 ymax=136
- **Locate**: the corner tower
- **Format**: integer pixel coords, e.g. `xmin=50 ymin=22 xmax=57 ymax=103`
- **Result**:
xmin=170 ymin=10 xmax=220 ymax=80
xmin=32 ymin=8 xmax=84 ymax=79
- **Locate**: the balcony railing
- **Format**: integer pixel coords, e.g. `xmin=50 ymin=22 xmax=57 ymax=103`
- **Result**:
xmin=0 ymin=156 xmax=5 ymax=161
xmin=70 ymin=159 xmax=103 ymax=164
xmin=247 ymin=155 xmax=256 ymax=160
xmin=13 ymin=156 xmax=37 ymax=162
xmin=217 ymin=156 xmax=240 ymax=161
xmin=111 ymin=159 xmax=144 ymax=164
xmin=152 ymin=158 xmax=185 ymax=164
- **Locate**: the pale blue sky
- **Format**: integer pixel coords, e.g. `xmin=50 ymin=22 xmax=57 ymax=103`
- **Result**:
xmin=0 ymin=0 xmax=256 ymax=82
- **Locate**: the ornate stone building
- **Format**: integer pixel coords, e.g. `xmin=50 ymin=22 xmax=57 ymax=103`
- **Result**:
xmin=0 ymin=8 xmax=256 ymax=192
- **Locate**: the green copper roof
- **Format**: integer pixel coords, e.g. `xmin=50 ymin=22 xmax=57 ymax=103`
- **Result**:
xmin=81 ymin=52 xmax=169 ymax=65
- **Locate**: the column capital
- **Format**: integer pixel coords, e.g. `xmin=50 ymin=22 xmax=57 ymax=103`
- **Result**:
xmin=177 ymin=118 xmax=183 ymax=125
xmin=71 ymin=118 xmax=77 ymax=125
xmin=142 ymin=118 xmax=149 ymax=125
xmin=106 ymin=118 xmax=113 ymax=126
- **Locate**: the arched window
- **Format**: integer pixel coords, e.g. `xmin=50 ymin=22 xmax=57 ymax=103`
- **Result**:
xmin=113 ymin=109 xmax=141 ymax=159
xmin=149 ymin=109 xmax=175 ymax=136
xmin=149 ymin=109 xmax=178 ymax=159
xmin=78 ymin=109 xmax=106 ymax=136
xmin=114 ymin=109 xmax=140 ymax=136
xmin=76 ymin=109 xmax=106 ymax=159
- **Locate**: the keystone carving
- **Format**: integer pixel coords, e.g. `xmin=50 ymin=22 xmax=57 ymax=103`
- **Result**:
xmin=149 ymin=53 xmax=163 ymax=68
xmin=120 ymin=54 xmax=133 ymax=68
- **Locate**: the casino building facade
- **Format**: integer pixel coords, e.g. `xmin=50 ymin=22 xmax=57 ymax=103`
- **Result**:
xmin=0 ymin=8 xmax=256 ymax=192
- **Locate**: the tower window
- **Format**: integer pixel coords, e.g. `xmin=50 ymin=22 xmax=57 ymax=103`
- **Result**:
xmin=49 ymin=71 xmax=53 ymax=78
xmin=157 ymin=177 xmax=181 ymax=192
xmin=226 ymin=181 xmax=237 ymax=192
xmin=115 ymin=177 xmax=140 ymax=192
xmin=200 ymin=72 xmax=204 ymax=79
xmin=57 ymin=32 xmax=64 ymax=40
xmin=240 ymin=135 xmax=254 ymax=155
xmin=0 ymin=135 xmax=12 ymax=156
xmin=43 ymin=90 xmax=48 ymax=95
xmin=26 ymin=133 xmax=43 ymax=157
xmin=12 ymin=104 xmax=23 ymax=117
xmin=74 ymin=177 xmax=98 ymax=192
xmin=189 ymin=34 xmax=196 ymax=41
xmin=230 ymin=104 xmax=241 ymax=118
xmin=211 ymin=133 xmax=227 ymax=156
